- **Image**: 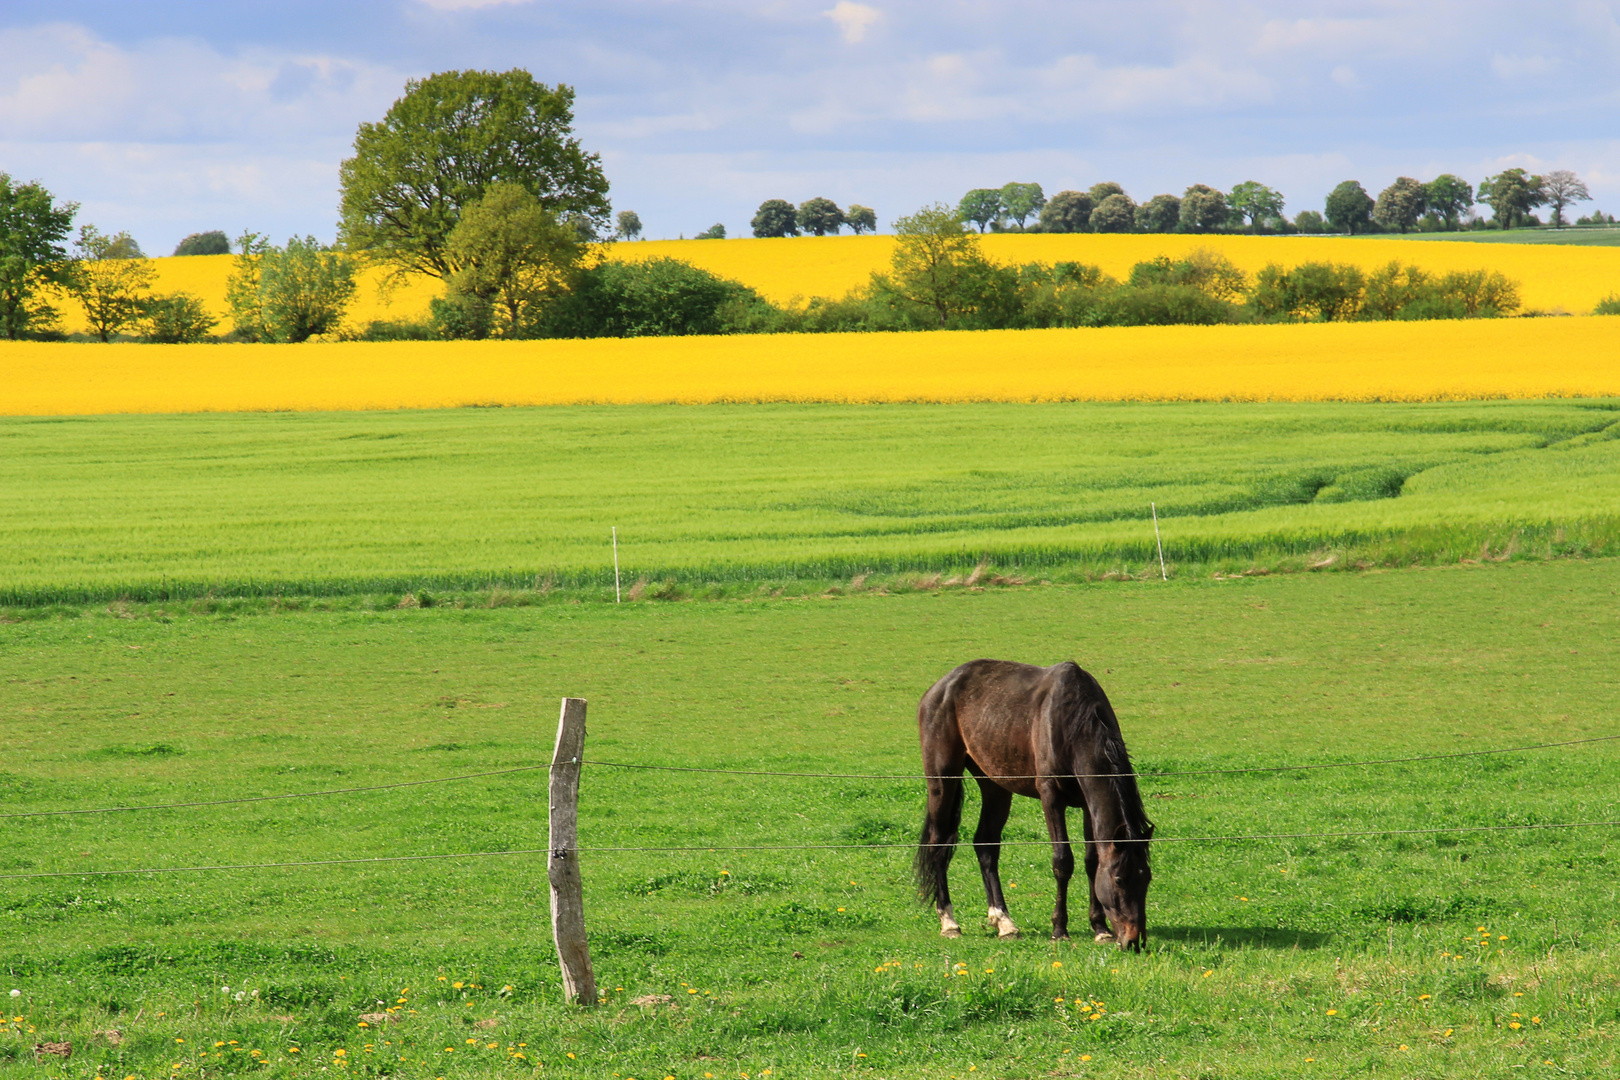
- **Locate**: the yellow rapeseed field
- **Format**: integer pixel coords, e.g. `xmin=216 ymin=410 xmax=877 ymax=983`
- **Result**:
xmin=51 ymin=235 xmax=1620 ymax=338
xmin=621 ymin=234 xmax=1620 ymax=313
xmin=6 ymin=317 xmax=1618 ymax=415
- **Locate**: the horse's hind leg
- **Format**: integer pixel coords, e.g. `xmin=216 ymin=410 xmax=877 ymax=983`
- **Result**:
xmin=971 ymin=777 xmax=1019 ymax=938
xmin=919 ymin=774 xmax=965 ymax=937
xmin=1038 ymin=787 xmax=1074 ymax=941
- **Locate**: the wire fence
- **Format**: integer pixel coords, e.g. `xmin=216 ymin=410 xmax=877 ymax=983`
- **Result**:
xmin=3 ymin=730 xmax=1617 ymax=881
xmin=8 ymin=732 xmax=1618 ymax=821
xmin=4 ymin=817 xmax=1619 ymax=882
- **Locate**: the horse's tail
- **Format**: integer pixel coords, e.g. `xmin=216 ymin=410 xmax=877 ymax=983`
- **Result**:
xmin=914 ymin=663 xmax=972 ymax=909
xmin=913 ymin=782 xmax=963 ymax=908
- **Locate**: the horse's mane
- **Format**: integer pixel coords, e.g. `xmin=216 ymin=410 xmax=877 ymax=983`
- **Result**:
xmin=1080 ymin=691 xmax=1156 ymax=849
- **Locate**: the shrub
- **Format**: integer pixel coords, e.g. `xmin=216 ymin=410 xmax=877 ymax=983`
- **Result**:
xmin=1099 ymin=283 xmax=1236 ymax=326
xmin=225 ymin=233 xmax=357 ymax=342
xmin=172 ymin=231 xmax=230 ymax=256
xmin=1251 ymin=261 xmax=1365 ymax=322
xmin=139 ymin=292 xmax=217 ymax=343
xmin=694 ymin=223 xmax=726 ymax=240
xmin=540 ymin=257 xmax=771 ymax=337
xmin=1594 ymin=294 xmax=1620 ymax=315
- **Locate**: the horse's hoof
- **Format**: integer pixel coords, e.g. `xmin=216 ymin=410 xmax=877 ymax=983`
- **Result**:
xmin=997 ymin=926 xmax=1020 ymax=939
xmin=941 ymin=927 xmax=962 ymax=939
xmin=1052 ymin=931 xmax=1070 ymax=942
xmin=1094 ymin=931 xmax=1116 ymax=943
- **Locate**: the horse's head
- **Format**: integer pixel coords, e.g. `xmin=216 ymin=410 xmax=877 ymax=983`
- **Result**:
xmin=1095 ymin=839 xmax=1152 ymax=952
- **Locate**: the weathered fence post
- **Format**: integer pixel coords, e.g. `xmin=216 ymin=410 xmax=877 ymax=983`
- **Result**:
xmin=549 ymin=697 xmax=597 ymax=1006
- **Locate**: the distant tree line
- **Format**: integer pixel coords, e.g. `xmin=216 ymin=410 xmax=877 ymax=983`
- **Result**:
xmin=950 ymin=170 xmax=1602 ymax=236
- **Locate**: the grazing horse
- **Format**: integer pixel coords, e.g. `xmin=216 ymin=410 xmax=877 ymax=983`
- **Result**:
xmin=914 ymin=659 xmax=1154 ymax=951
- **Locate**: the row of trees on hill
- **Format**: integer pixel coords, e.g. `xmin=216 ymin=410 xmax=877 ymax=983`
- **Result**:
xmin=956 ymin=170 xmax=1601 ymax=235
xmin=751 ymin=198 xmax=878 ymax=237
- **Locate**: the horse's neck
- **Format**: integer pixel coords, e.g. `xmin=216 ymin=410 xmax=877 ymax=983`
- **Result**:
xmin=1080 ymin=775 xmax=1137 ymax=840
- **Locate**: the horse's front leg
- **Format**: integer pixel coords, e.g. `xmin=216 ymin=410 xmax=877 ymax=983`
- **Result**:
xmin=1038 ymin=787 xmax=1074 ymax=940
xmin=971 ymin=779 xmax=1019 ymax=938
xmin=1081 ymin=806 xmax=1112 ymax=942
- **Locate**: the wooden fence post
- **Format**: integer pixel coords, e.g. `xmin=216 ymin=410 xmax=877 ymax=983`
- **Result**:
xmin=549 ymin=697 xmax=597 ymax=1006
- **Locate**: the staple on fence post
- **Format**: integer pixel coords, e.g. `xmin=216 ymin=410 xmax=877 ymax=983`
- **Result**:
xmin=549 ymin=697 xmax=597 ymax=1006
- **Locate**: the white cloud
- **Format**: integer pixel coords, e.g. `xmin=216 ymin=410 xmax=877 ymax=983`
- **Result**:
xmin=824 ymin=2 xmax=881 ymax=44
xmin=1331 ymin=65 xmax=1359 ymax=88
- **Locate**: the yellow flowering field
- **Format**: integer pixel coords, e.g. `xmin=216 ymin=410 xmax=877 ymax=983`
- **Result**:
xmin=52 ymin=234 xmax=1620 ymax=339
xmin=53 ymin=253 xmax=443 ymax=336
xmin=6 ymin=316 xmax=1618 ymax=415
xmin=623 ymin=234 xmax=1620 ymax=312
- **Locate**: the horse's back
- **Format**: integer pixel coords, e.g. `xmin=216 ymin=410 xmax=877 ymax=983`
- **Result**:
xmin=919 ymin=659 xmax=1093 ymax=796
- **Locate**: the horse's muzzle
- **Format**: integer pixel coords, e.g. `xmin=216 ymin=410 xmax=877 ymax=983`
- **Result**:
xmin=1114 ymin=921 xmax=1144 ymax=952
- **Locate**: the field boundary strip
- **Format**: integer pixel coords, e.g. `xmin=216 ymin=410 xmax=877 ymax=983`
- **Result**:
xmin=5 ymin=819 xmax=1620 ymax=881
xmin=5 ymin=733 xmax=1618 ymax=822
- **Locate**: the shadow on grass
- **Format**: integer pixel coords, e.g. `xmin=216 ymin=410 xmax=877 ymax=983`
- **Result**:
xmin=1151 ymin=926 xmax=1332 ymax=950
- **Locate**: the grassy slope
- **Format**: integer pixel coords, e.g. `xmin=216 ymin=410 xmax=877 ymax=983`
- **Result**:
xmin=3 ymin=559 xmax=1619 ymax=1078
xmin=1387 ymin=229 xmax=1620 ymax=246
xmin=5 ymin=401 xmax=1620 ymax=605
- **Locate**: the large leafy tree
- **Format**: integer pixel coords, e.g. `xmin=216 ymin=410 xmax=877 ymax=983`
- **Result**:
xmin=64 ymin=225 xmax=157 ymax=341
xmin=1134 ymin=194 xmax=1181 ymax=233
xmin=845 ymin=205 xmax=877 ymax=235
xmin=1423 ymin=175 xmax=1473 ymax=230
xmin=1039 ymin=191 xmax=1093 ymax=233
xmin=797 ymin=197 xmax=845 ymax=236
xmin=957 ymin=189 xmax=1003 ymax=232
xmin=1324 ymin=180 xmax=1375 ymax=234
xmin=998 ymin=182 xmax=1045 ymax=228
xmin=751 ymin=199 xmax=799 ymax=238
xmin=1541 ymin=170 xmax=1590 ymax=227
xmin=1477 ymin=169 xmax=1545 ymax=229
xmin=614 ymin=211 xmax=642 ymax=240
xmin=1373 ymin=177 xmax=1426 ymax=233
xmin=338 ymin=70 xmax=609 ymax=280
xmin=1179 ymin=184 xmax=1229 ymax=233
xmin=1089 ymin=193 xmax=1136 ymax=233
xmin=0 ymin=173 xmax=77 ymax=340
xmin=1227 ymin=181 xmax=1285 ymax=232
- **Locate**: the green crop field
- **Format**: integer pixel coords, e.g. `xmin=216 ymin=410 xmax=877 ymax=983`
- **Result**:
xmin=1386 ymin=229 xmax=1620 ymax=246
xmin=4 ymin=558 xmax=1620 ymax=1079
xmin=5 ymin=400 xmax=1620 ymax=607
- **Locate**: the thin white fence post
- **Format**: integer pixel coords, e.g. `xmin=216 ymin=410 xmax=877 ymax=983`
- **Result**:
xmin=1152 ymin=502 xmax=1167 ymax=581
xmin=548 ymin=697 xmax=597 ymax=1006
xmin=612 ymin=528 xmax=621 ymax=603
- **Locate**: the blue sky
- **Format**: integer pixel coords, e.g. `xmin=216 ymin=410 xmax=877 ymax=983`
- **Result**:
xmin=3 ymin=1 xmax=1619 ymax=252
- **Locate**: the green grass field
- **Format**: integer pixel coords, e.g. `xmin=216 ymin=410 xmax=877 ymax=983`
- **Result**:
xmin=1384 ymin=228 xmax=1620 ymax=246
xmin=4 ymin=558 xmax=1619 ymax=1079
xmin=5 ymin=401 xmax=1620 ymax=607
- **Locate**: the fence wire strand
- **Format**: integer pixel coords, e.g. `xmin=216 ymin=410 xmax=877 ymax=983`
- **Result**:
xmin=4 ymin=733 xmax=1617 ymax=821
xmin=583 ymin=732 xmax=1620 ymax=781
xmin=5 ymin=818 xmax=1619 ymax=881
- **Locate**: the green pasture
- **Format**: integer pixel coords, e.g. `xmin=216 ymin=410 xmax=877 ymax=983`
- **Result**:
xmin=1384 ymin=228 xmax=1620 ymax=246
xmin=3 ymin=558 xmax=1620 ymax=1078
xmin=4 ymin=400 xmax=1620 ymax=606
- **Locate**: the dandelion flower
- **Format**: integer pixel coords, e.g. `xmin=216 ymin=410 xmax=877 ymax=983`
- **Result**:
xmin=1510 ymin=1022 xmax=1522 ymax=1029
xmin=1080 ymin=1056 xmax=1091 ymax=1062
xmin=1202 ymin=970 xmax=1213 ymax=978
xmin=1418 ymin=994 xmax=1430 ymax=1000
xmin=1532 ymin=1017 xmax=1542 ymax=1024
xmin=1326 ymin=1009 xmax=1338 ymax=1016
